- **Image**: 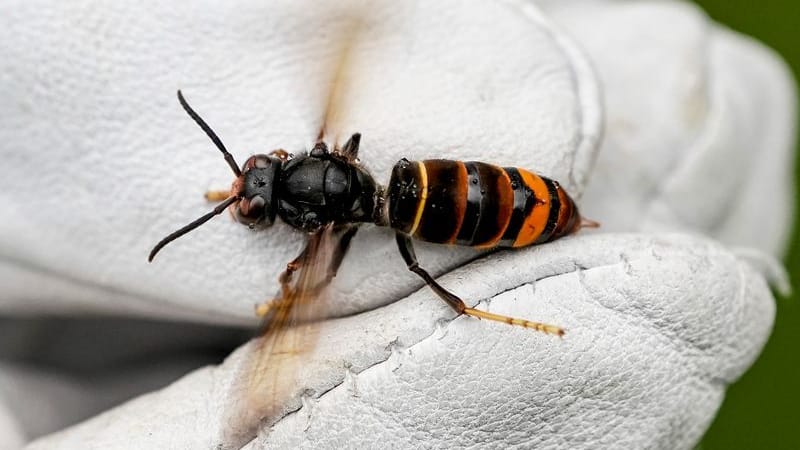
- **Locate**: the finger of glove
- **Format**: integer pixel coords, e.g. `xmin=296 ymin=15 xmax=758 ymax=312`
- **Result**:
xmin=27 ymin=232 xmax=774 ymax=449
xmin=0 ymin=0 xmax=601 ymax=321
xmin=545 ymin=0 xmax=797 ymax=257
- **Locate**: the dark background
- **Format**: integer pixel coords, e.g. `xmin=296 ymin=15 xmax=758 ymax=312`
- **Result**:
xmin=690 ymin=1 xmax=799 ymax=449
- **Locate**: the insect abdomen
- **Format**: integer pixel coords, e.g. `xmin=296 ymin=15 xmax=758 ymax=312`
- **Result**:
xmin=387 ymin=159 xmax=582 ymax=248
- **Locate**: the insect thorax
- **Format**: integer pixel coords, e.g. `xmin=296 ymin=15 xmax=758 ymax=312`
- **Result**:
xmin=277 ymin=153 xmax=379 ymax=232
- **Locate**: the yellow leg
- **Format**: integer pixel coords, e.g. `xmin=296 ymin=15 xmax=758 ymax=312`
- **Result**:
xmin=255 ymin=254 xmax=306 ymax=318
xmin=254 ymin=300 xmax=273 ymax=318
xmin=255 ymin=296 xmax=297 ymax=318
xmin=205 ymin=190 xmax=230 ymax=202
xmin=463 ymin=308 xmax=564 ymax=336
xmin=395 ymin=233 xmax=564 ymax=337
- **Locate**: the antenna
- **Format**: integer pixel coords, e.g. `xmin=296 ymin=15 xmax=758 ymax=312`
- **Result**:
xmin=177 ymin=90 xmax=242 ymax=177
xmin=149 ymin=195 xmax=240 ymax=262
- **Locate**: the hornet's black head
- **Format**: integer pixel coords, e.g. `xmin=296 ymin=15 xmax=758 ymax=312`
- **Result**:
xmin=233 ymin=154 xmax=282 ymax=228
xmin=148 ymin=90 xmax=284 ymax=262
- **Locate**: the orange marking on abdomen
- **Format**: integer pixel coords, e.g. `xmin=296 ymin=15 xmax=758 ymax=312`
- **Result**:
xmin=512 ymin=169 xmax=550 ymax=247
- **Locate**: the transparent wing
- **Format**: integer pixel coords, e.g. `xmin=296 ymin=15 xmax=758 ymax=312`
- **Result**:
xmin=222 ymin=224 xmax=357 ymax=447
xmin=315 ymin=13 xmax=368 ymax=150
xmin=220 ymin=10 xmax=372 ymax=446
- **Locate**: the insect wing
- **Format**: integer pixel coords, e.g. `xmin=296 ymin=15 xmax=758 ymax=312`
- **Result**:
xmin=222 ymin=225 xmax=346 ymax=446
xmin=314 ymin=12 xmax=372 ymax=153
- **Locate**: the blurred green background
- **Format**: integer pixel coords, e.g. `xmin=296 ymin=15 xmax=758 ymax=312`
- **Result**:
xmin=690 ymin=1 xmax=799 ymax=449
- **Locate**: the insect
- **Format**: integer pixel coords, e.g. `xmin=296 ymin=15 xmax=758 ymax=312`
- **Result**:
xmin=148 ymin=92 xmax=597 ymax=337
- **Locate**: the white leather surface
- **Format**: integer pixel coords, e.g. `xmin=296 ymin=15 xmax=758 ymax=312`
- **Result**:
xmin=27 ymin=234 xmax=775 ymax=449
xmin=544 ymin=0 xmax=796 ymax=256
xmin=0 ymin=0 xmax=601 ymax=322
xmin=0 ymin=0 xmax=794 ymax=449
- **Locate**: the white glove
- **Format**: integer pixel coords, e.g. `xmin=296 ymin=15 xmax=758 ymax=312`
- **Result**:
xmin=0 ymin=0 xmax=793 ymax=449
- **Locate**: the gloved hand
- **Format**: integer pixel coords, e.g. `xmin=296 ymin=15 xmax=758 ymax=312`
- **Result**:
xmin=0 ymin=0 xmax=793 ymax=449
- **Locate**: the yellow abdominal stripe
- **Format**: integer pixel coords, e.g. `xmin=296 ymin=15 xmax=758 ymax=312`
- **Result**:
xmin=408 ymin=161 xmax=428 ymax=235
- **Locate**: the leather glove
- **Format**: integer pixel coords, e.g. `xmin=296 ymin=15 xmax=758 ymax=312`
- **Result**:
xmin=0 ymin=0 xmax=793 ymax=448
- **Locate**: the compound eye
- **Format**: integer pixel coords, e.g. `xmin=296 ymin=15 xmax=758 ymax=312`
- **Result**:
xmin=238 ymin=195 xmax=266 ymax=219
xmin=254 ymin=155 xmax=271 ymax=168
xmin=249 ymin=195 xmax=266 ymax=215
xmin=244 ymin=154 xmax=271 ymax=170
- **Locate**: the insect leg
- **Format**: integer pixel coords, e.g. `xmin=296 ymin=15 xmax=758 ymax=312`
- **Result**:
xmin=326 ymin=225 xmax=359 ymax=279
xmin=255 ymin=297 xmax=288 ymax=318
xmin=338 ymin=133 xmax=361 ymax=162
xmin=278 ymin=250 xmax=307 ymax=287
xmin=204 ymin=190 xmax=231 ymax=202
xmin=272 ymin=224 xmax=360 ymax=306
xmin=300 ymin=225 xmax=359 ymax=295
xmin=255 ymin=226 xmax=358 ymax=317
xmin=395 ymin=232 xmax=564 ymax=336
xmin=269 ymin=149 xmax=291 ymax=161
xmin=254 ymin=262 xmax=305 ymax=318
xmin=255 ymin=236 xmax=320 ymax=318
